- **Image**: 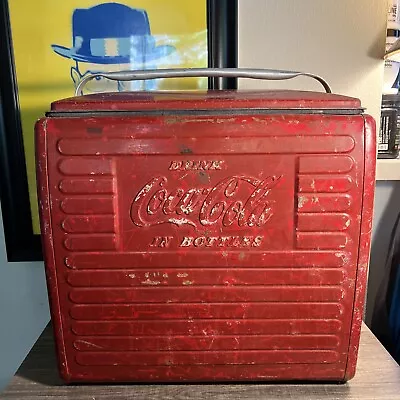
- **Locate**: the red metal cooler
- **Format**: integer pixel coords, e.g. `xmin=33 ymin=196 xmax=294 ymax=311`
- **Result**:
xmin=35 ymin=68 xmax=376 ymax=383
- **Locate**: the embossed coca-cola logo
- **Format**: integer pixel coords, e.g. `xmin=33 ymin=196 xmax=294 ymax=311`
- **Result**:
xmin=130 ymin=175 xmax=281 ymax=229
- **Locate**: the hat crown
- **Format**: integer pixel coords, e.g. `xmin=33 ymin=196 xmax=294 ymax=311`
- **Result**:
xmin=72 ymin=3 xmax=151 ymax=48
xmin=51 ymin=2 xmax=175 ymax=64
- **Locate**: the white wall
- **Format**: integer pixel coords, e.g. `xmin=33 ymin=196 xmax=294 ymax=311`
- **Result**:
xmin=0 ymin=203 xmax=49 ymax=391
xmin=238 ymin=0 xmax=387 ymax=122
xmin=238 ymin=0 xmax=390 ymax=325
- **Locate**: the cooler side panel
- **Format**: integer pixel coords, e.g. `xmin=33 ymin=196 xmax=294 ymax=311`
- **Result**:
xmin=35 ymin=118 xmax=71 ymax=382
xmin=344 ymin=114 xmax=376 ymax=380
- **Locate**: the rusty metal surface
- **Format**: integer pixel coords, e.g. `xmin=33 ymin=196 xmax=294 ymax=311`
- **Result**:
xmin=50 ymin=90 xmax=361 ymax=112
xmin=3 ymin=324 xmax=400 ymax=400
xmin=35 ymin=91 xmax=376 ymax=383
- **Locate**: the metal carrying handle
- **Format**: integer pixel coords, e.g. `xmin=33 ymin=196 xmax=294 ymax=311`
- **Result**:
xmin=74 ymin=67 xmax=332 ymax=96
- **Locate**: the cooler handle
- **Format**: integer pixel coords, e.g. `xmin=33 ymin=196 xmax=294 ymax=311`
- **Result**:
xmin=74 ymin=67 xmax=332 ymax=96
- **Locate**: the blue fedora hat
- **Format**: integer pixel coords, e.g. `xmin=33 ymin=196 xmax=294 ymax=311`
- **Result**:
xmin=51 ymin=2 xmax=175 ymax=64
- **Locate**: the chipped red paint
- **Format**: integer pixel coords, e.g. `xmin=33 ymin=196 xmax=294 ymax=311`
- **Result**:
xmin=36 ymin=90 xmax=375 ymax=383
xmin=50 ymin=90 xmax=361 ymax=111
xmin=344 ymin=115 xmax=376 ymax=380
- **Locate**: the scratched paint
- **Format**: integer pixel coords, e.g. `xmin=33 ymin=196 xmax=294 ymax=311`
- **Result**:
xmin=36 ymin=91 xmax=375 ymax=383
xmin=298 ymin=196 xmax=308 ymax=208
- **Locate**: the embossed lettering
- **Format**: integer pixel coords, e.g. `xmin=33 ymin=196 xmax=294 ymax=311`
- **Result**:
xmin=130 ymin=175 xmax=281 ymax=229
xmin=178 ymin=235 xmax=264 ymax=248
xmin=169 ymin=161 xmax=181 ymax=170
xmin=211 ymin=160 xmax=223 ymax=170
xmin=194 ymin=237 xmax=206 ymax=247
xmin=149 ymin=236 xmax=173 ymax=247
xmin=168 ymin=160 xmax=224 ymax=171
xmin=180 ymin=236 xmax=193 ymax=247
xmin=252 ymin=236 xmax=263 ymax=247
xmin=206 ymin=237 xmax=218 ymax=247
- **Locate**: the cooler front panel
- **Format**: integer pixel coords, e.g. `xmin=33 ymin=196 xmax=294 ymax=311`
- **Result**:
xmin=40 ymin=112 xmax=365 ymax=382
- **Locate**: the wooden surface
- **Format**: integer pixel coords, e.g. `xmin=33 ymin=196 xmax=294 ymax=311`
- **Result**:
xmin=1 ymin=323 xmax=400 ymax=399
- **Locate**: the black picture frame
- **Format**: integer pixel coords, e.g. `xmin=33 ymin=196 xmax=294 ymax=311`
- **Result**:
xmin=0 ymin=0 xmax=238 ymax=262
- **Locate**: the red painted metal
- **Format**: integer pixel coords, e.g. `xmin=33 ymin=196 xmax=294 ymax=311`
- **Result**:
xmin=50 ymin=90 xmax=361 ymax=111
xmin=35 ymin=90 xmax=376 ymax=383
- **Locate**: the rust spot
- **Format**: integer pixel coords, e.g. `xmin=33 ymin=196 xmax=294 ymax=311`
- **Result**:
xmin=179 ymin=145 xmax=193 ymax=155
xmin=141 ymin=279 xmax=161 ymax=286
xmin=198 ymin=170 xmax=210 ymax=184
xmin=87 ymin=126 xmax=103 ymax=134
xmin=166 ymin=116 xmax=236 ymax=125
xmin=251 ymin=117 xmax=267 ymax=123
xmin=164 ymin=116 xmax=181 ymax=125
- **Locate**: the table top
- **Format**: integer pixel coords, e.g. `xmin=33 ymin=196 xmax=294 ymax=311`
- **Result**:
xmin=1 ymin=323 xmax=399 ymax=400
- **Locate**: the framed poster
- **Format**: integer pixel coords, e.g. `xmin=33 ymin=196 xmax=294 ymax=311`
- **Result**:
xmin=0 ymin=0 xmax=237 ymax=261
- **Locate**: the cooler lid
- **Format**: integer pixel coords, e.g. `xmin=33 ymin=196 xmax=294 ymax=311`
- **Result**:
xmin=50 ymin=90 xmax=362 ymax=113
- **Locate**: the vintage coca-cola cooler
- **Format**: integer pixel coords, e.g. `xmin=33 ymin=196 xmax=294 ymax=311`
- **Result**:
xmin=35 ymin=68 xmax=376 ymax=383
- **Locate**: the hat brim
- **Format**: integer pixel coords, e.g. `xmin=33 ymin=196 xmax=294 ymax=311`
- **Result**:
xmin=51 ymin=44 xmax=175 ymax=64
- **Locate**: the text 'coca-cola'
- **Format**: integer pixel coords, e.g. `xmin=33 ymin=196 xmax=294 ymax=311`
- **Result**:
xmin=130 ymin=175 xmax=282 ymax=229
